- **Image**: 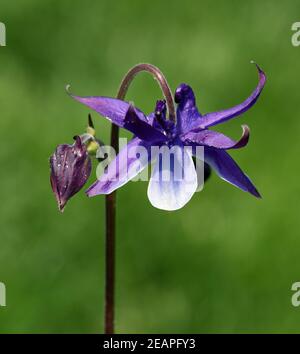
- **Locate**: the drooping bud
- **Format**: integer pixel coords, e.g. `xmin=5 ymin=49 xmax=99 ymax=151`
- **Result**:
xmin=50 ymin=136 xmax=92 ymax=212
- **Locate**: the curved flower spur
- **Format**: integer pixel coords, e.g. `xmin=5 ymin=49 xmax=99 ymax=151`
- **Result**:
xmin=68 ymin=62 xmax=266 ymax=211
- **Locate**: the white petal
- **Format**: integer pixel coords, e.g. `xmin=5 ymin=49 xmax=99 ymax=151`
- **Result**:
xmin=147 ymin=145 xmax=197 ymax=211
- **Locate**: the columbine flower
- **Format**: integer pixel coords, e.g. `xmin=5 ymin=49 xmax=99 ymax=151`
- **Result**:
xmin=69 ymin=63 xmax=266 ymax=211
xmin=50 ymin=136 xmax=92 ymax=212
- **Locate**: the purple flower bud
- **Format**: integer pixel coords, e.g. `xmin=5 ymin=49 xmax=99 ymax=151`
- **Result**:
xmin=50 ymin=136 xmax=92 ymax=212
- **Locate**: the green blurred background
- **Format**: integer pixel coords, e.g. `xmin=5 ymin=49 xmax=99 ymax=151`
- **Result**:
xmin=1 ymin=0 xmax=300 ymax=333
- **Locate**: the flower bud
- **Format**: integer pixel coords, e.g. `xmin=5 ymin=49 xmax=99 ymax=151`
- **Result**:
xmin=50 ymin=136 xmax=91 ymax=212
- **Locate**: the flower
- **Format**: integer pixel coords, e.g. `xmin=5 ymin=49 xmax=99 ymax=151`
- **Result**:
xmin=50 ymin=136 xmax=92 ymax=212
xmin=69 ymin=63 xmax=266 ymax=211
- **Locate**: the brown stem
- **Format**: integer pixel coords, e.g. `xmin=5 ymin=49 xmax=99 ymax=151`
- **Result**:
xmin=104 ymin=126 xmax=118 ymax=335
xmin=104 ymin=63 xmax=175 ymax=334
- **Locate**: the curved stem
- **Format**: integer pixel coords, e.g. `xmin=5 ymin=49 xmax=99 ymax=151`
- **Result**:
xmin=117 ymin=63 xmax=176 ymax=121
xmin=104 ymin=63 xmax=175 ymax=334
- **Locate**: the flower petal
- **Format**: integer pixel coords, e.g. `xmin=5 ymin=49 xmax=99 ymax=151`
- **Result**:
xmin=86 ymin=137 xmax=152 ymax=196
xmin=198 ymin=63 xmax=266 ymax=129
xmin=147 ymin=145 xmax=198 ymax=210
xmin=69 ymin=93 xmax=138 ymax=121
xmin=181 ymin=125 xmax=250 ymax=150
xmin=69 ymin=93 xmax=166 ymax=142
xmin=204 ymin=147 xmax=261 ymax=198
xmin=124 ymin=105 xmax=167 ymax=143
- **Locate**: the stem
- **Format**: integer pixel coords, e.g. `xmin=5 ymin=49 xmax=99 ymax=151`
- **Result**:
xmin=104 ymin=122 xmax=118 ymax=335
xmin=104 ymin=63 xmax=175 ymax=334
xmin=117 ymin=63 xmax=176 ymax=121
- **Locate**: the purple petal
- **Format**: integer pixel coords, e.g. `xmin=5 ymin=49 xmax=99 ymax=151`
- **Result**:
xmin=198 ymin=63 xmax=266 ymax=129
xmin=181 ymin=125 xmax=250 ymax=149
xmin=69 ymin=91 xmax=148 ymax=121
xmin=86 ymin=137 xmax=152 ymax=196
xmin=124 ymin=105 xmax=167 ymax=143
xmin=204 ymin=147 xmax=261 ymax=198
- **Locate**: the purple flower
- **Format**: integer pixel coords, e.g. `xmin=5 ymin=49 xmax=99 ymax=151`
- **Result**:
xmin=69 ymin=64 xmax=266 ymax=210
xmin=50 ymin=136 xmax=92 ymax=212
